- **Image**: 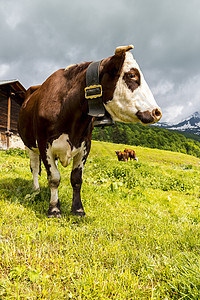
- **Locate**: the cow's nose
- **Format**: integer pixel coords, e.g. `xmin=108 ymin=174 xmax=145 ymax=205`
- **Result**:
xmin=152 ymin=108 xmax=162 ymax=121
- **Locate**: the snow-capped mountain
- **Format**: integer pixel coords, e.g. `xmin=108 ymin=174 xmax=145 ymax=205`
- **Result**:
xmin=155 ymin=112 xmax=200 ymax=135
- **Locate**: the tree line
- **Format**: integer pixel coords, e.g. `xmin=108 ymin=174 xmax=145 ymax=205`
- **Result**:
xmin=92 ymin=122 xmax=200 ymax=158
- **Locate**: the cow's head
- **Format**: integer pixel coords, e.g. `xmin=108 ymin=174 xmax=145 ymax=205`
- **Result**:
xmin=100 ymin=45 xmax=162 ymax=125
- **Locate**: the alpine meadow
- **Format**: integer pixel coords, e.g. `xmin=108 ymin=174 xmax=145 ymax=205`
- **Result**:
xmin=0 ymin=140 xmax=200 ymax=299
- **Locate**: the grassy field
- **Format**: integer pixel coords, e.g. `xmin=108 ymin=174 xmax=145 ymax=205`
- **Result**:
xmin=0 ymin=141 xmax=200 ymax=299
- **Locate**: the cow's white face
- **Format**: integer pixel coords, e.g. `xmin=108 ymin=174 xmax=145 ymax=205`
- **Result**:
xmin=105 ymin=51 xmax=162 ymax=124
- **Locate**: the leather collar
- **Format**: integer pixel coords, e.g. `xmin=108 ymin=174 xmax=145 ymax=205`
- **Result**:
xmin=85 ymin=61 xmax=105 ymax=117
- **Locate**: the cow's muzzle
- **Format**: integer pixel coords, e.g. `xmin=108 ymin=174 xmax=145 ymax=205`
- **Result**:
xmin=136 ymin=108 xmax=162 ymax=124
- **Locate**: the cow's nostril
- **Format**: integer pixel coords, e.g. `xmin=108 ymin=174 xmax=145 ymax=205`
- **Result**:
xmin=152 ymin=108 xmax=162 ymax=120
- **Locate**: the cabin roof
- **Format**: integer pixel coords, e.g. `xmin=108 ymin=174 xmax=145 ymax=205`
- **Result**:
xmin=0 ymin=79 xmax=26 ymax=105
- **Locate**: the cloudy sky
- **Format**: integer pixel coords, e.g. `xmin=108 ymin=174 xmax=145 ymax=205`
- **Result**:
xmin=0 ymin=0 xmax=200 ymax=123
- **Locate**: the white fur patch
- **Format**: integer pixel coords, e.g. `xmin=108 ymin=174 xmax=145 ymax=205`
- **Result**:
xmin=50 ymin=188 xmax=59 ymax=206
xmin=48 ymin=134 xmax=86 ymax=168
xmin=65 ymin=64 xmax=76 ymax=71
xmin=72 ymin=142 xmax=87 ymax=170
xmin=76 ymin=208 xmax=85 ymax=214
xmin=49 ymin=134 xmax=72 ymax=167
xmin=45 ymin=133 xmax=86 ymax=173
xmin=105 ymin=52 xmax=159 ymax=123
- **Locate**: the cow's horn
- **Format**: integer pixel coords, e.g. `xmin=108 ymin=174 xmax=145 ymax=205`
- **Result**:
xmin=115 ymin=45 xmax=134 ymax=55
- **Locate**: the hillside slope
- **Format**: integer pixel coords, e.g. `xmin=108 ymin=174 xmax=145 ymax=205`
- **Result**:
xmin=0 ymin=145 xmax=200 ymax=299
xmin=92 ymin=122 xmax=200 ymax=158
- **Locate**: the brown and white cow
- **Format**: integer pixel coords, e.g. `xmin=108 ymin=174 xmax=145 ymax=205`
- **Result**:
xmin=124 ymin=148 xmax=138 ymax=161
xmin=115 ymin=151 xmax=129 ymax=162
xmin=18 ymin=45 xmax=161 ymax=217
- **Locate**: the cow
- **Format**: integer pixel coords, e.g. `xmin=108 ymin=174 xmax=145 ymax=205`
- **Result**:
xmin=124 ymin=148 xmax=138 ymax=161
xmin=115 ymin=151 xmax=129 ymax=162
xmin=18 ymin=45 xmax=162 ymax=217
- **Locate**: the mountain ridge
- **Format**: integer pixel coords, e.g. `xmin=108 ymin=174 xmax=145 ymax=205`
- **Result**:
xmin=155 ymin=111 xmax=200 ymax=135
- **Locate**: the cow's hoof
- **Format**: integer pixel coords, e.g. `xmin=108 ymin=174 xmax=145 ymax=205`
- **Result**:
xmin=48 ymin=203 xmax=61 ymax=218
xmin=48 ymin=211 xmax=61 ymax=218
xmin=71 ymin=208 xmax=86 ymax=217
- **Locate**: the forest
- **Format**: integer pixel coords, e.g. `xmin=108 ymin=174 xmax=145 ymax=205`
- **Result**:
xmin=92 ymin=122 xmax=200 ymax=158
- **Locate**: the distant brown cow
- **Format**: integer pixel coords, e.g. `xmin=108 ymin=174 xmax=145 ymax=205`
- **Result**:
xmin=124 ymin=148 xmax=138 ymax=161
xmin=115 ymin=151 xmax=129 ymax=162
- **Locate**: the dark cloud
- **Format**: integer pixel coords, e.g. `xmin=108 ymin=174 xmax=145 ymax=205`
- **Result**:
xmin=0 ymin=0 xmax=200 ymax=122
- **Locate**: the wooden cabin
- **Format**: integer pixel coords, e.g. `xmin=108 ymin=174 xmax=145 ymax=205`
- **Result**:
xmin=0 ymin=80 xmax=26 ymax=149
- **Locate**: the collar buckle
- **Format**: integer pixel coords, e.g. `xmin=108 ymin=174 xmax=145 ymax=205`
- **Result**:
xmin=85 ymin=84 xmax=102 ymax=99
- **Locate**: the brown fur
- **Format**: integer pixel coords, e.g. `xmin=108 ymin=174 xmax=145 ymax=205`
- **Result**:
xmin=115 ymin=151 xmax=129 ymax=162
xmin=124 ymin=148 xmax=137 ymax=160
xmin=123 ymin=68 xmax=141 ymax=91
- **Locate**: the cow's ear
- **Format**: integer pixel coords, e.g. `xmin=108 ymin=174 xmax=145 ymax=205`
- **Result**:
xmin=100 ymin=45 xmax=134 ymax=78
xmin=115 ymin=45 xmax=134 ymax=56
xmin=100 ymin=55 xmax=124 ymax=78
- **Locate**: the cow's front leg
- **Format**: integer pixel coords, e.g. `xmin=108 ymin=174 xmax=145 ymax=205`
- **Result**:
xmin=71 ymin=142 xmax=90 ymax=216
xmin=43 ymin=147 xmax=61 ymax=218
xmin=71 ymin=167 xmax=84 ymax=216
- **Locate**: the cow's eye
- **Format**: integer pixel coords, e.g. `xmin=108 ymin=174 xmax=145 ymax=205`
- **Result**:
xmin=129 ymin=73 xmax=135 ymax=79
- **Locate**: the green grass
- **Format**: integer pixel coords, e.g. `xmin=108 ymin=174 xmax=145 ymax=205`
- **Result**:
xmin=0 ymin=142 xmax=200 ymax=299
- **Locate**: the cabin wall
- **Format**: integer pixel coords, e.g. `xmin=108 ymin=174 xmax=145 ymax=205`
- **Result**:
xmin=0 ymin=94 xmax=24 ymax=149
xmin=0 ymin=95 xmax=8 ymax=133
xmin=0 ymin=96 xmax=21 ymax=134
